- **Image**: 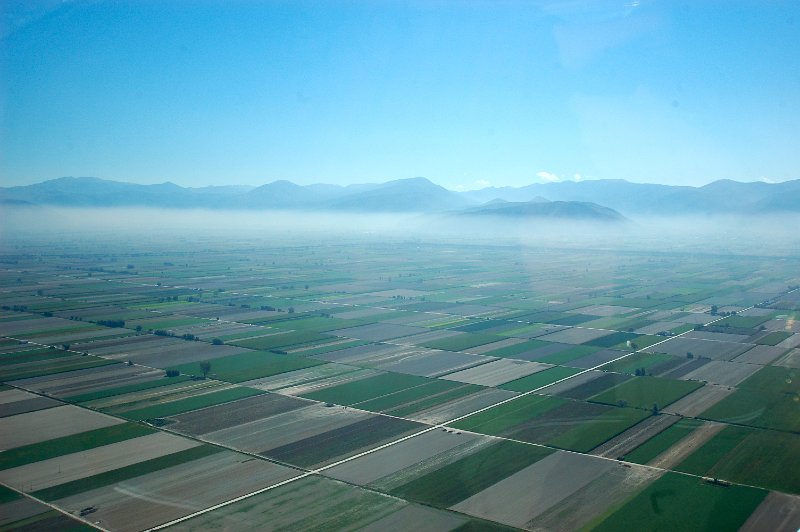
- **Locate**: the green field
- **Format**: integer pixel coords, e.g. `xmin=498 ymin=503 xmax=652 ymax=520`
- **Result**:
xmin=546 ymin=406 xmax=650 ymax=452
xmin=0 ymin=423 xmax=156 ymax=470
xmin=480 ymin=339 xmax=550 ymax=358
xmin=500 ymin=366 xmax=583 ymax=392
xmin=115 ymin=386 xmax=265 ymax=420
xmin=700 ymin=366 xmax=799 ymax=432
xmin=537 ymin=345 xmax=599 ymax=365
xmin=676 ymin=425 xmax=800 ymax=494
xmin=600 ymin=352 xmax=676 ymax=375
xmin=623 ymin=418 xmax=704 ymax=464
xmin=167 ymin=350 xmax=325 ymax=383
xmin=300 ymin=372 xmax=432 ymax=406
xmin=585 ymin=331 xmax=640 ymax=348
xmin=452 ymin=394 xmax=564 ymax=435
xmin=589 ymin=375 xmax=703 ymax=410
xmin=354 ymin=379 xmax=480 ymax=412
xmin=755 ymin=330 xmax=792 ymax=345
xmin=590 ymin=473 xmax=767 ymax=532
xmin=390 ymin=440 xmax=553 ymax=507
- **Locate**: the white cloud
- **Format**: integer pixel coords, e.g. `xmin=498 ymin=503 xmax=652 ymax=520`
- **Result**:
xmin=758 ymin=176 xmax=775 ymax=183
xmin=574 ymin=173 xmax=583 ymax=182
xmin=474 ymin=179 xmax=491 ymax=189
xmin=536 ymin=171 xmax=561 ymax=183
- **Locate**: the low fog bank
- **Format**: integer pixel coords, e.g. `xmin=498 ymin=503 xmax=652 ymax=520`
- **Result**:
xmin=2 ymin=207 xmax=799 ymax=257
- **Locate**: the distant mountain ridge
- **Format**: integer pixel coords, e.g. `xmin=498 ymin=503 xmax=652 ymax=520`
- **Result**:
xmin=1 ymin=176 xmax=798 ymax=216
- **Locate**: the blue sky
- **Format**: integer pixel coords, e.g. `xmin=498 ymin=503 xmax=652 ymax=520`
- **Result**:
xmin=2 ymin=0 xmax=798 ymax=190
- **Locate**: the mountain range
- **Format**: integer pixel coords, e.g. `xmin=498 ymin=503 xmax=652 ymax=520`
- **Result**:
xmin=2 ymin=176 xmax=798 ymax=218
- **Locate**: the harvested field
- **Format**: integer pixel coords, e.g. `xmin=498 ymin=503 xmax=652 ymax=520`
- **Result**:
xmin=0 ymin=496 xmax=54 ymax=527
xmin=622 ymin=418 xmax=704 ymax=464
xmin=591 ymin=413 xmax=680 ymax=458
xmin=685 ymin=330 xmax=752 ymax=343
xmin=646 ymin=337 xmax=751 ymax=361
xmin=113 ymin=342 xmax=249 ymax=368
xmin=440 ymin=359 xmax=550 ymax=387
xmin=450 ymin=451 xmax=616 ymax=527
xmin=662 ymin=383 xmax=734 ymax=416
xmin=201 ymin=403 xmax=371 ymax=454
xmin=244 ymin=365 xmax=378 ymax=395
xmin=565 ymin=348 xmax=627 ymax=368
xmin=0 ymin=393 xmax=61 ymax=417
xmin=537 ymin=327 xmax=612 ymax=345
xmin=359 ymin=503 xmax=468 ymax=532
xmin=409 ymin=388 xmax=518 ymax=425
xmin=112 ymin=385 xmax=264 ymax=421
xmin=499 ymin=366 xmax=582 ymax=393
xmin=167 ymin=392 xmax=310 ymax=435
xmin=391 ymin=439 xmax=553 ymax=508
xmin=681 ymin=359 xmax=761 ymax=386
xmin=0 ymin=316 xmax=88 ymax=336
xmin=740 ymin=492 xmax=800 ymax=532
xmin=658 ymin=356 xmax=712 ymax=379
xmin=393 ymin=329 xmax=465 ymax=346
xmin=373 ymin=349 xmax=487 ymax=378
xmin=420 ymin=333 xmax=504 ymax=353
xmin=0 ymin=353 xmax=117 ymax=382
xmin=537 ymin=369 xmax=605 ymax=396
xmin=634 ymin=321 xmax=684 ymax=335
xmin=734 ymin=344 xmax=788 ymax=364
xmin=325 ymin=429 xmax=479 ymax=485
xmin=0 ymin=431 xmax=198 ymax=492
xmin=530 ymin=460 xmax=662 ymax=531
xmin=264 ymin=414 xmax=423 ymax=468
xmin=0 ymin=405 xmax=123 ymax=450
xmin=551 ymin=371 xmax=632 ymax=400
xmin=170 ymin=475 xmax=410 ymax=530
xmin=0 ymin=423 xmax=155 ymax=470
xmin=11 ymin=363 xmax=166 ymax=399
xmin=330 ymin=323 xmax=428 ymax=342
xmin=776 ymin=333 xmax=800 ymax=349
xmin=52 ymin=451 xmax=300 ymax=532
xmin=575 ymin=304 xmax=637 ymax=316
xmin=649 ymin=421 xmax=726 ymax=470
xmin=313 ymin=343 xmax=402 ymax=364
xmin=229 ymin=330 xmax=331 ymax=351
xmin=464 ymin=337 xmax=528 ymax=355
xmin=773 ymin=348 xmax=800 ymax=369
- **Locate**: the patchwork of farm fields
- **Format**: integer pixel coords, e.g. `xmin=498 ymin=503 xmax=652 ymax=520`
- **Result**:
xmin=0 ymin=234 xmax=799 ymax=531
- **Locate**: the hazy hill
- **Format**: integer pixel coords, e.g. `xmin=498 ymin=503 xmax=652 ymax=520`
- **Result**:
xmin=462 ymin=179 xmax=800 ymax=215
xmin=458 ymin=199 xmax=627 ymax=222
xmin=325 ymin=177 xmax=469 ymax=212
xmin=2 ymin=176 xmax=798 ymax=216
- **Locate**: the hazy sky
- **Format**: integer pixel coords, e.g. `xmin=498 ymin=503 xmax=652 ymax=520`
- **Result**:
xmin=2 ymin=0 xmax=799 ymax=190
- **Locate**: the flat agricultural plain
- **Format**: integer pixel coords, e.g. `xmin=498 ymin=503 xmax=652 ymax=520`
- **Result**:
xmin=1 ymin=227 xmax=799 ymax=531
